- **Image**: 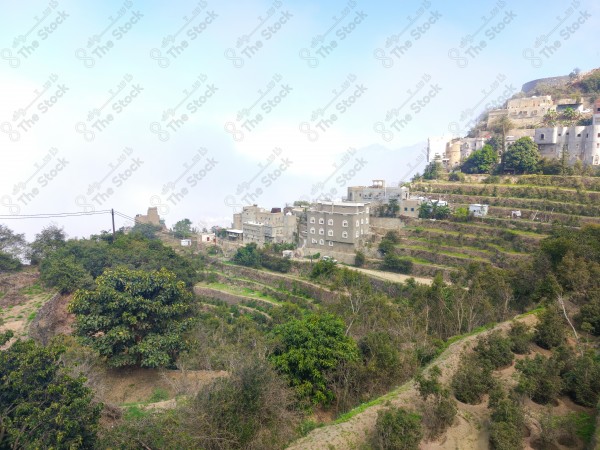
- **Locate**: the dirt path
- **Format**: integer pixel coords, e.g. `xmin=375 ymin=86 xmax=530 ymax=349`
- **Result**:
xmin=351 ymin=266 xmax=433 ymax=285
xmin=287 ymin=314 xmax=538 ymax=450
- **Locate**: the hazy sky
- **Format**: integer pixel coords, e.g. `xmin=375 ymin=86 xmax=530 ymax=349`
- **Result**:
xmin=1 ymin=0 xmax=598 ymax=239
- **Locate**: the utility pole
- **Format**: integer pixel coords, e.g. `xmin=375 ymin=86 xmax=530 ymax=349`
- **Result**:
xmin=111 ymin=209 xmax=116 ymax=238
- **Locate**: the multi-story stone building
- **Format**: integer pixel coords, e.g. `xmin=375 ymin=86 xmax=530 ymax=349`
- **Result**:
xmin=534 ymin=99 xmax=600 ymax=166
xmin=304 ymin=202 xmax=370 ymax=254
xmin=346 ymin=180 xmax=409 ymax=204
xmin=232 ymin=205 xmax=298 ymax=247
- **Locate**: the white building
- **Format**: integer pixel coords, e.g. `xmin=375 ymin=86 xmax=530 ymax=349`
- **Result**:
xmin=346 ymin=180 xmax=409 ymax=204
xmin=534 ymin=99 xmax=600 ymax=166
xmin=469 ymin=204 xmax=489 ymax=217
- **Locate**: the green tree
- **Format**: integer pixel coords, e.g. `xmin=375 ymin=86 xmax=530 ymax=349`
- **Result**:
xmin=130 ymin=222 xmax=162 ymax=239
xmin=382 ymin=253 xmax=413 ymax=274
xmin=39 ymin=254 xmax=94 ymax=294
xmin=515 ymin=354 xmax=563 ymax=404
xmin=269 ymin=313 xmax=359 ymax=405
xmin=28 ymin=224 xmax=66 ymax=265
xmin=172 ymin=218 xmax=195 ymax=239
xmin=423 ymin=161 xmax=443 ymax=180
xmin=0 ymin=225 xmax=27 ymax=260
xmin=0 ymin=333 xmax=101 ymax=448
xmin=474 ymin=331 xmax=514 ymax=369
xmin=385 ymin=199 xmax=400 ymax=217
xmin=69 ymin=267 xmax=196 ymax=368
xmin=461 ymin=144 xmax=498 ymax=174
xmin=233 ymin=243 xmax=262 ymax=268
xmin=371 ymin=407 xmax=423 ymax=450
xmin=534 ymin=306 xmax=566 ymax=349
xmin=503 ymin=137 xmax=540 ymax=174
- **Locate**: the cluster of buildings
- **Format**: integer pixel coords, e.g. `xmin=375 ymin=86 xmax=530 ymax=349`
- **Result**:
xmin=428 ymin=97 xmax=600 ymax=168
xmin=224 ymin=180 xmax=439 ymax=259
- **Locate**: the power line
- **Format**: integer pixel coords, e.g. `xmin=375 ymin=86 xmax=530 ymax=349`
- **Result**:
xmin=0 ymin=210 xmax=112 ymax=220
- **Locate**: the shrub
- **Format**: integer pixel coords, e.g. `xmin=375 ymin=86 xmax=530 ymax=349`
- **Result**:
xmin=39 ymin=254 xmax=94 ymax=294
xmin=261 ymin=253 xmax=292 ymax=273
xmin=382 ymin=253 xmax=413 ymax=274
xmin=354 ymin=250 xmax=366 ymax=267
xmin=0 ymin=252 xmax=22 ymax=272
xmin=474 ymin=331 xmax=514 ymax=369
xmin=515 ymin=354 xmax=563 ymax=404
xmin=371 ymin=407 xmax=423 ymax=450
xmin=534 ymin=306 xmax=566 ymax=349
xmin=451 ymin=355 xmax=494 ymax=404
xmin=508 ymin=322 xmax=532 ymax=354
xmin=488 ymin=389 xmax=525 ymax=450
xmin=576 ymin=296 xmax=600 ymax=335
xmin=563 ymin=352 xmax=600 ymax=407
xmin=422 ymin=396 xmax=457 ymax=440
xmin=448 ymin=172 xmax=465 ymax=182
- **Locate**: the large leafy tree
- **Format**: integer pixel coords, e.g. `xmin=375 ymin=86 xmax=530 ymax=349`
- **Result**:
xmin=269 ymin=313 xmax=359 ymax=405
xmin=0 ymin=225 xmax=27 ymax=272
xmin=0 ymin=331 xmax=101 ymax=448
xmin=28 ymin=224 xmax=66 ymax=265
xmin=69 ymin=267 xmax=196 ymax=368
xmin=172 ymin=218 xmax=195 ymax=239
xmin=461 ymin=144 xmax=497 ymax=174
xmin=503 ymin=137 xmax=540 ymax=174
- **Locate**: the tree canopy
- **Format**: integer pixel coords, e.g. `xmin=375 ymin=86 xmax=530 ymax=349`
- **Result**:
xmin=0 ymin=332 xmax=101 ymax=448
xmin=503 ymin=137 xmax=540 ymax=174
xmin=69 ymin=267 xmax=196 ymax=368
xmin=461 ymin=144 xmax=497 ymax=174
xmin=269 ymin=313 xmax=359 ymax=405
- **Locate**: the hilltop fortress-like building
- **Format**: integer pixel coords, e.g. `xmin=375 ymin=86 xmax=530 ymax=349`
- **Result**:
xmin=429 ymin=98 xmax=600 ymax=168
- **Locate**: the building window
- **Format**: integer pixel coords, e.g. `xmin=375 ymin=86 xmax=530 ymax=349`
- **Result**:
xmin=356 ymin=220 xmax=359 ymax=227
xmin=319 ymin=239 xmax=324 ymax=245
xmin=312 ymin=238 xmax=317 ymax=244
xmin=328 ymin=219 xmax=333 ymax=226
xmin=404 ymin=207 xmax=408 ymax=211
xmin=342 ymin=220 xmax=348 ymax=227
xmin=540 ymin=133 xmax=545 ymax=140
xmin=319 ymin=228 xmax=324 ymax=235
xmin=328 ymin=230 xmax=333 ymax=237
xmin=310 ymin=227 xmax=315 ymax=234
xmin=577 ymin=133 xmax=581 ymax=137
xmin=310 ymin=217 xmax=315 ymax=224
xmin=355 ymin=231 xmax=359 ymax=238
xmin=411 ymin=208 xmax=414 ymax=212
xmin=328 ymin=241 xmax=333 ymax=246
xmin=360 ymin=219 xmax=364 ymax=224
xmin=366 ymin=207 xmax=369 ymax=214
xmin=319 ymin=218 xmax=324 ymax=224
xmin=365 ymin=217 xmax=369 ymax=224
xmin=342 ymin=231 xmax=348 ymax=238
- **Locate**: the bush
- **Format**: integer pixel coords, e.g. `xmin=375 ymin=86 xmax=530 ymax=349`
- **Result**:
xmin=451 ymin=355 xmax=494 ymax=404
xmin=488 ymin=389 xmax=525 ymax=450
xmin=577 ymin=296 xmax=600 ymax=335
xmin=39 ymin=254 xmax=94 ymax=294
xmin=534 ymin=306 xmax=566 ymax=349
xmin=508 ymin=322 xmax=532 ymax=354
xmin=515 ymin=354 xmax=563 ymax=404
xmin=233 ymin=243 xmax=262 ymax=268
xmin=563 ymin=352 xmax=600 ymax=407
xmin=0 ymin=252 xmax=22 ymax=272
xmin=371 ymin=407 xmax=423 ymax=450
xmin=261 ymin=253 xmax=292 ymax=273
xmin=354 ymin=250 xmax=366 ymax=267
xmin=382 ymin=253 xmax=413 ymax=274
xmin=448 ymin=171 xmax=465 ymax=182
xmin=474 ymin=331 xmax=514 ymax=369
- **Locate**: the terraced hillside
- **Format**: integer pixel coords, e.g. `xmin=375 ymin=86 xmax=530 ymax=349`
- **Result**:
xmin=370 ymin=174 xmax=600 ymax=279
